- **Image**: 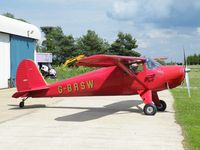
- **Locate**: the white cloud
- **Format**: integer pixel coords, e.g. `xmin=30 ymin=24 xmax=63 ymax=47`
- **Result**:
xmin=107 ymin=0 xmax=173 ymax=22
xmin=197 ymin=27 xmax=200 ymax=35
xmin=106 ymin=0 xmax=200 ymax=62
xmin=146 ymin=29 xmax=177 ymax=39
xmin=110 ymin=0 xmax=139 ymax=19
xmin=108 ymin=0 xmax=200 ymax=28
xmin=137 ymin=39 xmax=148 ymax=49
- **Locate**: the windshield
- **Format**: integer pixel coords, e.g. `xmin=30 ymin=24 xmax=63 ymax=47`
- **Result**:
xmin=146 ymin=58 xmax=161 ymax=69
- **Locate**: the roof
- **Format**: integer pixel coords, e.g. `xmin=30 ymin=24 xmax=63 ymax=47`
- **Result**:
xmin=76 ymin=54 xmax=145 ymax=67
xmin=0 ymin=15 xmax=41 ymax=40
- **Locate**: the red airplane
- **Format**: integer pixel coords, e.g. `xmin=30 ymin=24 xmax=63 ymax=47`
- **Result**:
xmin=12 ymin=54 xmax=186 ymax=115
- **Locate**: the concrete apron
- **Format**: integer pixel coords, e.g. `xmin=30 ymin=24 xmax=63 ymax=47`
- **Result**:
xmin=0 ymin=89 xmax=184 ymax=150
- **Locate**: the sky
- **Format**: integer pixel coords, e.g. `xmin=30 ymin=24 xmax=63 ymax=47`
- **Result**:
xmin=1 ymin=0 xmax=200 ymax=62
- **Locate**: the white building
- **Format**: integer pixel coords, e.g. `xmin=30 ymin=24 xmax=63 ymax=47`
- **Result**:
xmin=0 ymin=15 xmax=41 ymax=89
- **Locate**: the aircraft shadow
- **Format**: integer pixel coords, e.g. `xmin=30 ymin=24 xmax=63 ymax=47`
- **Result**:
xmin=8 ymin=100 xmax=146 ymax=122
xmin=8 ymin=100 xmax=171 ymax=122
xmin=8 ymin=104 xmax=46 ymax=109
xmin=54 ymin=100 xmax=143 ymax=122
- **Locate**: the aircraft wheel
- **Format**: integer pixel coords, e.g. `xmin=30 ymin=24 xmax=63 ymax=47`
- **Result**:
xmin=156 ymin=100 xmax=167 ymax=111
xmin=19 ymin=101 xmax=24 ymax=108
xmin=143 ymin=104 xmax=157 ymax=115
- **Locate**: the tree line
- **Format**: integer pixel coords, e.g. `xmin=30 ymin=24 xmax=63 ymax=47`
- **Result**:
xmin=3 ymin=12 xmax=200 ymax=66
xmin=40 ymin=26 xmax=140 ymax=65
xmin=187 ymin=54 xmax=200 ymax=65
xmin=2 ymin=12 xmax=27 ymax=22
xmin=2 ymin=13 xmax=141 ymax=65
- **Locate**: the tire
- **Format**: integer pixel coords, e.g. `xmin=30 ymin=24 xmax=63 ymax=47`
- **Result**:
xmin=156 ymin=100 xmax=167 ymax=111
xmin=143 ymin=104 xmax=157 ymax=115
xmin=19 ymin=102 xmax=24 ymax=108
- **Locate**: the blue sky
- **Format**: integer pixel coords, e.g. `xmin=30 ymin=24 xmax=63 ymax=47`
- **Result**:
xmin=1 ymin=0 xmax=200 ymax=62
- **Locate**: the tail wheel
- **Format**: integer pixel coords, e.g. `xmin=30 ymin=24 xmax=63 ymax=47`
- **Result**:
xmin=19 ymin=97 xmax=28 ymax=108
xmin=156 ymin=100 xmax=167 ymax=111
xmin=19 ymin=101 xmax=24 ymax=108
xmin=143 ymin=104 xmax=157 ymax=115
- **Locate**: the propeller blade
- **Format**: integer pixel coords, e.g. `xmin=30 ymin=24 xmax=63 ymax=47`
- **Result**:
xmin=183 ymin=48 xmax=186 ymax=66
xmin=183 ymin=47 xmax=191 ymax=97
xmin=185 ymin=71 xmax=191 ymax=97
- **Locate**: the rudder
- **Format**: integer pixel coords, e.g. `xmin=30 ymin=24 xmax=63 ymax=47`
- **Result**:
xmin=15 ymin=59 xmax=47 ymax=92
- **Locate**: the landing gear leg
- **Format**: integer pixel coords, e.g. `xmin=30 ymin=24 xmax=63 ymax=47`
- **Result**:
xmin=19 ymin=97 xmax=28 ymax=108
xmin=138 ymin=90 xmax=157 ymax=115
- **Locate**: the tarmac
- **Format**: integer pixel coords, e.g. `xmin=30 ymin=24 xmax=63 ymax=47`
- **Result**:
xmin=0 ymin=88 xmax=184 ymax=150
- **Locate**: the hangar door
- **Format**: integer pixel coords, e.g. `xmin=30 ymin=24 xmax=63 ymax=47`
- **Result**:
xmin=0 ymin=33 xmax=10 ymax=88
xmin=10 ymin=35 xmax=35 ymax=86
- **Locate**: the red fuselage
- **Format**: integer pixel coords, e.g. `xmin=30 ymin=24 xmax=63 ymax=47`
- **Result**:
xmin=30 ymin=64 xmax=185 ymax=98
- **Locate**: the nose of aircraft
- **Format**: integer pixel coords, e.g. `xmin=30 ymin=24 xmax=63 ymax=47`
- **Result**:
xmin=162 ymin=65 xmax=185 ymax=89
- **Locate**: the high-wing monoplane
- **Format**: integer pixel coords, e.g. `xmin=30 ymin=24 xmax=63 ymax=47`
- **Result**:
xmin=12 ymin=55 xmax=187 ymax=115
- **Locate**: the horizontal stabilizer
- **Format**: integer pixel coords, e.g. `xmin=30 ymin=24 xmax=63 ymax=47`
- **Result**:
xmin=12 ymin=86 xmax=49 ymax=98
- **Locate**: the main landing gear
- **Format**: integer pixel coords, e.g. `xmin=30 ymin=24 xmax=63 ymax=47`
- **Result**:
xmin=156 ymin=100 xmax=167 ymax=111
xmin=143 ymin=100 xmax=167 ymax=115
xmin=138 ymin=90 xmax=167 ymax=115
xmin=19 ymin=97 xmax=28 ymax=108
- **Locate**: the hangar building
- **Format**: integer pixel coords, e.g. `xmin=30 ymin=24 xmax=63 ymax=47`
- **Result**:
xmin=0 ymin=15 xmax=41 ymax=89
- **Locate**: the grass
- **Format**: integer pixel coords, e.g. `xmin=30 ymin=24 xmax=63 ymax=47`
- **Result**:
xmin=46 ymin=66 xmax=95 ymax=84
xmin=181 ymin=65 xmax=200 ymax=87
xmin=172 ymin=65 xmax=200 ymax=150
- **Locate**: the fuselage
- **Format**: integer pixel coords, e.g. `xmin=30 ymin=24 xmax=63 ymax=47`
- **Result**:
xmin=30 ymin=61 xmax=185 ymax=98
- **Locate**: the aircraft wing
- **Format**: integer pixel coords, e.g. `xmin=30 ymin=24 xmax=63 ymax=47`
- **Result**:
xmin=76 ymin=55 xmax=147 ymax=89
xmin=76 ymin=54 xmax=145 ymax=67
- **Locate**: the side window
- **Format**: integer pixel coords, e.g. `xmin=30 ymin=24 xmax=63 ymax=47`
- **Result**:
xmin=146 ymin=58 xmax=161 ymax=69
xmin=146 ymin=60 xmax=155 ymax=69
xmin=136 ymin=63 xmax=144 ymax=72
xmin=129 ymin=63 xmax=144 ymax=73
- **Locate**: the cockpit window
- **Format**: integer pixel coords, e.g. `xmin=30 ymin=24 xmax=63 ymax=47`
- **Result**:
xmin=146 ymin=58 xmax=161 ymax=69
xmin=129 ymin=62 xmax=144 ymax=72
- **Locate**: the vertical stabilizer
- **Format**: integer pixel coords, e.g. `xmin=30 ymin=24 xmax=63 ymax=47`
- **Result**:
xmin=15 ymin=59 xmax=47 ymax=92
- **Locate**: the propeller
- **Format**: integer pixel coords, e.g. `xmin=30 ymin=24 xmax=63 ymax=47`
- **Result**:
xmin=183 ymin=48 xmax=191 ymax=97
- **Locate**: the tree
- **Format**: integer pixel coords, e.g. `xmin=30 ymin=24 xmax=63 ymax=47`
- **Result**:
xmin=56 ymin=35 xmax=77 ymax=62
xmin=41 ymin=28 xmax=141 ymax=65
xmin=2 ymin=12 xmax=14 ymax=18
xmin=2 ymin=12 xmax=27 ymax=22
xmin=187 ymin=53 xmax=200 ymax=65
xmin=108 ymin=32 xmax=140 ymax=57
xmin=41 ymin=26 xmax=77 ymax=64
xmin=41 ymin=26 xmax=64 ymax=52
xmin=76 ymin=30 xmax=110 ymax=56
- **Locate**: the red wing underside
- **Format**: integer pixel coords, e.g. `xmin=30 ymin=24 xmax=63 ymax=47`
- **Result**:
xmin=76 ymin=54 xmax=145 ymax=67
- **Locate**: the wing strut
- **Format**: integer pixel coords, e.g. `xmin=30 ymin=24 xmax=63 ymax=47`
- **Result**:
xmin=117 ymin=62 xmax=148 ymax=89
